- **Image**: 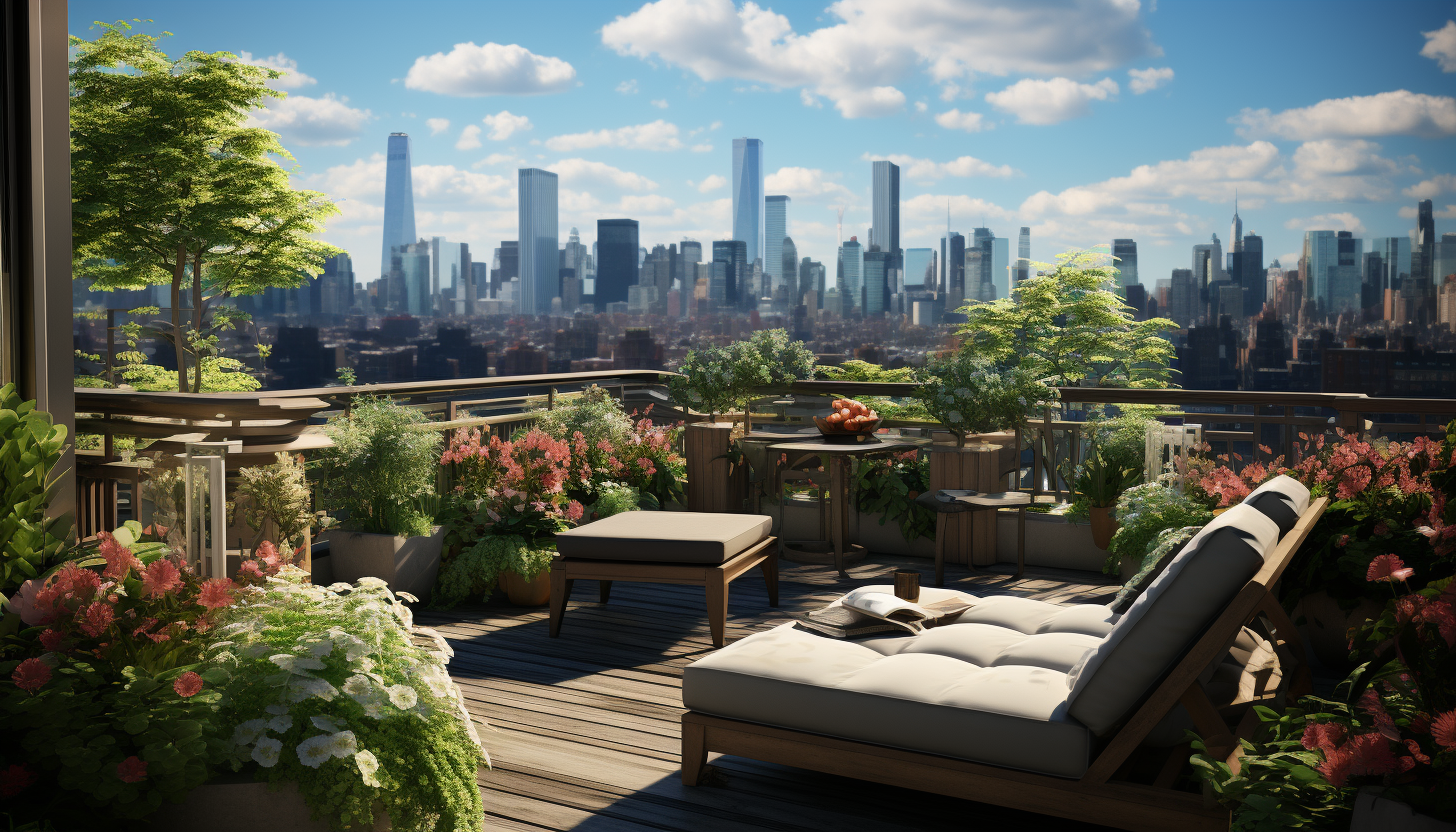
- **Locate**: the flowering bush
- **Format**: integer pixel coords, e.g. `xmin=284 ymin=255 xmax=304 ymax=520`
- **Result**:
xmin=912 ymin=353 xmax=1056 ymax=447
xmin=206 ymin=575 xmax=485 ymax=831
xmin=441 ymin=427 xmax=583 ymax=540
xmin=853 ymin=450 xmax=935 ymax=543
xmin=1104 ymin=482 xmax=1213 ymax=575
xmin=565 ymin=409 xmax=685 ymax=509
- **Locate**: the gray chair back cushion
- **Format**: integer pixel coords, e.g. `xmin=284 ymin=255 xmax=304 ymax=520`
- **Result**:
xmin=1241 ymin=474 xmax=1311 ymax=537
xmin=1065 ymin=503 xmax=1279 ymax=735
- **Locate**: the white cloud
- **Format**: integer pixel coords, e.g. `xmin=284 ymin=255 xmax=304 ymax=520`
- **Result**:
xmin=455 ymin=125 xmax=482 ymax=150
xmin=694 ymin=174 xmax=727 ymax=193
xmin=1289 ymin=139 xmax=1398 ymax=177
xmin=691 ymin=143 xmax=714 ymax=153
xmin=1283 ymin=212 xmax=1366 ymax=234
xmin=862 ymin=152 xmax=1019 ymax=181
xmin=1127 ymin=67 xmax=1173 ymax=94
xmin=482 ymin=110 xmax=532 ymax=140
xmin=237 ymin=51 xmax=317 ymax=88
xmin=1421 ymin=20 xmax=1456 ymax=72
xmin=616 ymin=79 xmax=639 ymax=94
xmin=650 ymin=98 xmax=669 ymax=109
xmin=1405 ymin=173 xmax=1456 ymax=199
xmin=308 ymin=154 xmax=514 ymax=208
xmin=544 ymin=120 xmax=683 ymax=151
xmin=985 ymin=77 xmax=1119 ymax=125
xmin=934 ymin=108 xmax=988 ymax=132
xmin=426 ymin=118 xmax=451 ymax=135
xmin=601 ymin=0 xmax=1158 ymax=120
xmin=405 ymin=42 xmax=576 ymax=96
xmin=549 ymin=158 xmax=659 ymax=192
xmin=1399 ymin=203 xmax=1456 ymax=220
xmin=1234 ymin=90 xmax=1456 ymax=139
xmin=764 ymin=167 xmax=855 ymax=202
xmin=472 ymin=153 xmax=518 ymax=168
xmin=915 ymin=101 xmax=928 ymax=113
xmin=248 ymin=94 xmax=371 ymax=146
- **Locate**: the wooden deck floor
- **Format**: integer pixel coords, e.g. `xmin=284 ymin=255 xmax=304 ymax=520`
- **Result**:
xmin=417 ymin=556 xmax=1124 ymax=832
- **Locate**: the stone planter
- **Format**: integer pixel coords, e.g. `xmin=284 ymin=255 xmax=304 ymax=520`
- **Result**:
xmin=1351 ymin=787 xmax=1456 ymax=832
xmin=320 ymin=527 xmax=445 ymax=603
xmin=1117 ymin=554 xmax=1140 ymax=583
xmin=151 ymin=776 xmax=389 ymax=831
xmin=1088 ymin=506 xmax=1119 ymax=550
xmin=1295 ymin=590 xmax=1384 ymax=669
xmin=995 ymin=512 xmax=1106 ymax=573
xmin=501 ymin=568 xmax=551 ymax=605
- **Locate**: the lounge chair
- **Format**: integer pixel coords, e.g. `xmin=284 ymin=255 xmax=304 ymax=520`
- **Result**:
xmin=679 ymin=475 xmax=1322 ymax=832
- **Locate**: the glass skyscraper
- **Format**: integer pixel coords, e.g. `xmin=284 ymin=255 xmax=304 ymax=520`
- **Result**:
xmin=871 ymin=160 xmax=900 ymax=255
xmin=904 ymin=248 xmax=934 ymax=288
xmin=732 ymin=138 xmax=765 ymax=266
xmin=863 ymin=250 xmax=888 ymax=316
xmin=518 ymin=168 xmax=558 ymax=316
xmin=1016 ymin=227 xmax=1031 ymax=288
xmin=1112 ymin=239 xmax=1138 ymax=288
xmin=595 ymin=219 xmax=639 ymax=309
xmin=765 ymin=195 xmax=788 ymax=291
xmin=839 ymin=237 xmax=864 ymax=312
xmin=712 ymin=240 xmax=747 ymax=307
xmin=381 ymin=133 xmax=417 ymax=280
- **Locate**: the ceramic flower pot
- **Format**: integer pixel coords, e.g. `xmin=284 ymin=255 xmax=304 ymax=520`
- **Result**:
xmin=320 ymin=526 xmax=444 ymax=603
xmin=502 ymin=568 xmax=551 ymax=606
xmin=1088 ymin=506 xmax=1119 ymax=551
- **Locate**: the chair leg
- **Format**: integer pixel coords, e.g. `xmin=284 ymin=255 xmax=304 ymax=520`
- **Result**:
xmin=934 ymin=512 xmax=946 ymax=587
xmin=706 ymin=569 xmax=728 ymax=648
xmin=681 ymin=720 xmax=708 ymax=786
xmin=1015 ymin=507 xmax=1026 ymax=580
xmin=598 ymin=580 xmax=612 ymax=604
xmin=548 ymin=569 xmax=573 ymax=638
xmin=760 ymin=547 xmax=779 ymax=607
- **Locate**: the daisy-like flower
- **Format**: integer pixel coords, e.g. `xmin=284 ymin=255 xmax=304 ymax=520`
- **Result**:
xmin=252 ymin=736 xmax=282 ymax=768
xmin=268 ymin=714 xmax=293 ymax=734
xmin=355 ymin=749 xmax=382 ymax=787
xmin=1433 ymin=710 xmax=1456 ymax=750
xmin=327 ymin=730 xmax=358 ymax=758
xmin=311 ymin=715 xmax=343 ymax=733
xmin=387 ymin=684 xmax=418 ymax=710
xmin=296 ymin=735 xmax=334 ymax=768
xmin=172 ymin=671 xmax=204 ymax=698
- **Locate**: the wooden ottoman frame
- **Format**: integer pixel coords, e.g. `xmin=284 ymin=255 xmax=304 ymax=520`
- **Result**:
xmin=549 ymin=536 xmax=778 ymax=649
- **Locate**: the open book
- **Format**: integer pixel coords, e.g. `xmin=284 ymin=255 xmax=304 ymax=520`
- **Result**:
xmin=798 ymin=587 xmax=974 ymax=638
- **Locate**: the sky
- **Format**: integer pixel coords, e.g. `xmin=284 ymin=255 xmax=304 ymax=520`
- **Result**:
xmin=70 ymin=0 xmax=1456 ymax=289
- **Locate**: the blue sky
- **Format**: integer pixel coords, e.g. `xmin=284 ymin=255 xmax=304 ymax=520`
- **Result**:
xmin=71 ymin=0 xmax=1456 ymax=287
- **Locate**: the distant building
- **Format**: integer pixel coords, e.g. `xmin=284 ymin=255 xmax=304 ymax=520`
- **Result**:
xmin=863 ymin=250 xmax=889 ymax=316
xmin=712 ymin=240 xmax=747 ymax=307
xmin=871 ymin=160 xmax=900 ymax=255
xmin=732 ymin=138 xmax=765 ymax=264
xmin=613 ymin=327 xmax=663 ymax=370
xmin=595 ymin=219 xmax=639 ymax=310
xmin=497 ymin=340 xmax=548 ymax=376
xmin=765 ymin=195 xmax=789 ymax=291
xmin=780 ymin=236 xmax=799 ymax=304
xmin=1239 ymin=233 xmax=1264 ymax=315
xmin=1415 ymin=199 xmax=1435 ymax=284
xmin=839 ymin=237 xmax=864 ymax=314
xmin=1112 ymin=238 xmax=1138 ymax=288
xmin=518 ymin=168 xmax=559 ymax=316
xmin=381 ymin=133 xmax=416 ymax=280
xmin=1015 ymin=227 xmax=1031 ymax=288
xmin=267 ymin=327 xmax=335 ymax=388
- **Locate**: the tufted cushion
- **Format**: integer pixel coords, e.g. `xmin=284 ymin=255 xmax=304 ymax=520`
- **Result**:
xmin=682 ymin=586 xmax=1115 ymax=778
xmin=1242 ymin=474 xmax=1310 ymax=536
xmin=1066 ymin=503 xmax=1280 ymax=735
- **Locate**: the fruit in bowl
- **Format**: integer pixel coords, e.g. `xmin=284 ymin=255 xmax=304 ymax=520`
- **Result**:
xmin=814 ymin=398 xmax=882 ymax=439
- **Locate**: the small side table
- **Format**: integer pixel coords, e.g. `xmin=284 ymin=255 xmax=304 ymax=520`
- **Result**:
xmin=915 ymin=489 xmax=1032 ymax=585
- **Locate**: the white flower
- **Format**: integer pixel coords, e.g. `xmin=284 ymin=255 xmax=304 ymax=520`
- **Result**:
xmin=343 ymin=674 xmax=373 ymax=697
xmin=396 ymin=591 xmax=418 ymax=604
xmin=311 ymin=715 xmax=343 ymax=733
xmin=270 ymin=654 xmax=325 ymax=674
xmin=355 ymin=749 xmax=382 ymax=787
xmin=387 ymin=684 xmax=418 ymax=710
xmin=306 ymin=639 xmax=334 ymax=658
xmin=288 ymin=676 xmax=339 ymax=703
xmin=355 ymin=577 xmax=388 ymax=589
xmin=268 ymin=714 xmax=293 ymax=734
xmin=233 ymin=719 xmax=267 ymax=746
xmin=296 ymin=735 xmax=334 ymax=768
xmin=948 ymin=411 xmax=964 ymax=424
xmin=327 ymin=582 xmax=352 ymax=593
xmin=252 ymin=737 xmax=282 ymax=768
xmin=328 ymin=730 xmax=358 ymax=758
xmin=265 ymin=704 xmax=289 ymax=716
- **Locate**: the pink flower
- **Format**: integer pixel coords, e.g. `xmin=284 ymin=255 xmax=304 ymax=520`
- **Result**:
xmin=1433 ymin=711 xmax=1456 ymax=749
xmin=12 ymin=658 xmax=51 ymax=693
xmin=1366 ymin=554 xmax=1413 ymax=583
xmin=8 ymin=579 xmax=46 ymax=626
xmin=0 ymin=764 xmax=34 ymax=798
xmin=1372 ymin=522 xmax=1390 ymax=536
xmin=255 ymin=540 xmax=280 ymax=567
xmin=564 ymin=500 xmax=584 ymax=522
xmin=1301 ymin=722 xmax=1345 ymax=755
xmin=38 ymin=628 xmax=66 ymax=651
xmin=172 ymin=671 xmax=204 ymax=698
xmin=141 ymin=559 xmax=182 ymax=599
xmin=98 ymin=532 xmax=142 ymax=580
xmin=1317 ymin=732 xmax=1398 ymax=787
xmin=116 ymin=756 xmax=147 ymax=783
xmin=1336 ymin=534 xmax=1350 ymax=547
xmin=197 ymin=578 xmax=234 ymax=610
xmin=78 ymin=600 xmax=115 ymax=638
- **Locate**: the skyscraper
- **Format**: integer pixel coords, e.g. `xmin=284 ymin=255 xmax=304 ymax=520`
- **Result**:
xmin=595 ymin=219 xmax=639 ymax=309
xmin=732 ymin=138 xmax=765 ymax=265
xmin=904 ymin=248 xmax=934 ymax=288
xmin=712 ymin=240 xmax=747 ymax=307
xmin=863 ymin=250 xmax=889 ymax=315
xmin=871 ymin=160 xmax=900 ymax=255
xmin=381 ymin=133 xmax=417 ymax=280
xmin=517 ymin=168 xmax=559 ymax=316
xmin=1015 ymin=227 xmax=1031 ymax=288
xmin=1373 ymin=236 xmax=1412 ymax=291
xmin=839 ymin=237 xmax=864 ymax=313
xmin=1230 ymin=197 xmax=1243 ymax=255
xmin=1303 ymin=230 xmax=1339 ymax=308
xmin=765 ymin=195 xmax=789 ymax=291
xmin=1415 ymin=199 xmax=1435 ymax=283
xmin=781 ymin=237 xmax=799 ymax=304
xmin=680 ymin=240 xmax=702 ymax=268
xmin=1112 ymin=239 xmax=1138 ymax=287
xmin=1240 ymin=233 xmax=1264 ymax=315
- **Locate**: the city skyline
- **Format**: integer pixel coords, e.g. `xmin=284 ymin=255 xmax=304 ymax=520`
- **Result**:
xmin=68 ymin=0 xmax=1456 ymax=288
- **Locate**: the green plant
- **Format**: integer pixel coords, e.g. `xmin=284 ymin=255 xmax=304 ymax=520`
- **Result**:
xmin=588 ymin=483 xmax=640 ymax=520
xmin=670 ymin=329 xmax=816 ymax=419
xmin=1074 ymin=446 xmax=1144 ymax=509
xmin=433 ymin=534 xmax=557 ymax=608
xmin=1104 ymin=482 xmax=1213 ymax=575
xmin=318 ymin=397 xmax=441 ymax=538
xmin=0 ymin=385 xmax=71 ymax=613
xmin=853 ymin=451 xmax=935 ymax=543
xmin=234 ymin=452 xmax=314 ymax=550
xmin=816 ymin=361 xmax=931 ymax=421
xmin=533 ymin=385 xmax=633 ymax=451
xmin=913 ymin=353 xmax=1056 ymax=447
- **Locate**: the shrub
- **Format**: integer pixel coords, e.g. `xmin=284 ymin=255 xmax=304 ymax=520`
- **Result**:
xmin=853 ymin=450 xmax=934 ymax=543
xmin=670 ymin=329 xmax=816 ymax=418
xmin=532 ymin=385 xmax=633 ymax=451
xmin=1105 ymin=482 xmax=1213 ymax=575
xmin=441 ymin=427 xmax=583 ymax=540
xmin=0 ymin=383 xmax=72 ymax=610
xmin=234 ymin=452 xmax=314 ymax=550
xmin=913 ymin=353 xmax=1057 ymax=447
xmin=433 ymin=534 xmax=556 ymax=608
xmin=318 ymin=397 xmax=441 ymax=537
xmin=588 ymin=482 xmax=640 ymax=520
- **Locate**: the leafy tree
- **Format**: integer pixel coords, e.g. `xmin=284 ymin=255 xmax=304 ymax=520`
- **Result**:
xmin=956 ymin=250 xmax=1178 ymax=388
xmin=70 ymin=21 xmax=341 ymax=392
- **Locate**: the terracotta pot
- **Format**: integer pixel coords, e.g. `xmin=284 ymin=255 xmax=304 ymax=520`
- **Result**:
xmin=1088 ymin=506 xmax=1119 ymax=551
xmin=502 ymin=569 xmax=551 ymax=606
xmin=1295 ymin=590 xmax=1385 ymax=669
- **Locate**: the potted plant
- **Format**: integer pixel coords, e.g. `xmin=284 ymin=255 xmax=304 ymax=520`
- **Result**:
xmin=1073 ymin=447 xmax=1144 ymax=550
xmin=316 ymin=396 xmax=444 ymax=603
xmin=1105 ymin=481 xmax=1213 ymax=580
xmin=913 ymin=353 xmax=1054 ymax=449
xmin=234 ymin=451 xmax=317 ymax=570
xmin=0 ymin=382 xmax=72 ymax=619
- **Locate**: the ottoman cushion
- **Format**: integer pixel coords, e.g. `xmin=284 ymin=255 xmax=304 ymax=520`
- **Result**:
xmin=555 ymin=511 xmax=772 ymax=564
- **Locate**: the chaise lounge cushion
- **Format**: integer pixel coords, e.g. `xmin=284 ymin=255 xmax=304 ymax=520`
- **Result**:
xmin=682 ymin=587 xmax=1116 ymax=778
xmin=1065 ymin=503 xmax=1280 ymax=735
xmin=1242 ymin=474 xmax=1311 ymax=536
xmin=554 ymin=511 xmax=772 ymax=564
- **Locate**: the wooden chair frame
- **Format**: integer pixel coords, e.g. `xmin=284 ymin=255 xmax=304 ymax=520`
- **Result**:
xmin=681 ymin=498 xmax=1328 ymax=832
xmin=550 ymin=536 xmax=779 ymax=649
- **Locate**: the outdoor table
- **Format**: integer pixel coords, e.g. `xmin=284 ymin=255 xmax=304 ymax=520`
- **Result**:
xmin=769 ymin=436 xmax=915 ymax=577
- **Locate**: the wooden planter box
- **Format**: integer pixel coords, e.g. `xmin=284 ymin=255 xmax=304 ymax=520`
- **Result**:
xmin=151 ymin=777 xmax=389 ymax=831
xmin=684 ymin=422 xmax=746 ymax=513
xmin=319 ymin=527 xmax=445 ymax=602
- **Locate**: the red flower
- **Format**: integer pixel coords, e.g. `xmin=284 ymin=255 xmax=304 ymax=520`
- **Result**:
xmin=78 ymin=600 xmax=116 ymax=638
xmin=38 ymin=628 xmax=67 ymax=651
xmin=12 ymin=658 xmax=51 ymax=693
xmin=1432 ymin=711 xmax=1456 ymax=749
xmin=1366 ymin=554 xmax=1414 ymax=583
xmin=172 ymin=671 xmax=204 ymax=698
xmin=98 ymin=532 xmax=142 ymax=580
xmin=115 ymin=756 xmax=147 ymax=783
xmin=1405 ymin=739 xmax=1431 ymax=765
xmin=142 ymin=559 xmax=182 ymax=599
xmin=1301 ymin=722 xmax=1345 ymax=755
xmin=197 ymin=578 xmax=235 ymax=610
xmin=0 ymin=764 xmax=34 ymax=797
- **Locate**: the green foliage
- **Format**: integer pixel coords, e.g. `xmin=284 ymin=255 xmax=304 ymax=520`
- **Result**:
xmin=816 ymin=361 xmax=930 ymax=421
xmin=433 ymin=534 xmax=557 ymax=609
xmin=587 ymin=483 xmax=640 ymax=520
xmin=957 ymin=250 xmax=1178 ymax=388
xmin=853 ymin=451 xmax=935 ymax=543
xmin=1105 ymin=483 xmax=1213 ymax=575
xmin=0 ymin=384 xmax=72 ymax=611
xmin=1073 ymin=445 xmax=1144 ymax=509
xmin=533 ymin=385 xmax=634 ymax=450
xmin=913 ymin=353 xmax=1057 ymax=446
xmin=318 ymin=397 xmax=441 ymax=537
xmin=234 ymin=452 xmax=314 ymax=550
xmin=671 ymin=329 xmax=816 ymax=417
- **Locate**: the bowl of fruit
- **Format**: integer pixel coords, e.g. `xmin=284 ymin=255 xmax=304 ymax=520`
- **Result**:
xmin=814 ymin=398 xmax=882 ymax=443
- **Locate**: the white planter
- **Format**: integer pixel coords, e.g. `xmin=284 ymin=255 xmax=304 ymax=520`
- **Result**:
xmin=1351 ymin=787 xmax=1456 ymax=832
xmin=320 ymin=527 xmax=445 ymax=602
xmin=151 ymin=777 xmax=389 ymax=831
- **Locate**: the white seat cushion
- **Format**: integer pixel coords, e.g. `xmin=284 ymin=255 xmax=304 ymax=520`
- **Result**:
xmin=1242 ymin=474 xmax=1310 ymax=536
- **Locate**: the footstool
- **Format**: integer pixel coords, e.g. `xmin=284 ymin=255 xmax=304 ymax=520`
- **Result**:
xmin=550 ymin=511 xmax=778 ymax=648
xmin=915 ymin=489 xmax=1032 ymax=585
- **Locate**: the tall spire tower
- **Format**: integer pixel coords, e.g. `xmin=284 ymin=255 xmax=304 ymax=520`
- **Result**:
xmin=1230 ymin=191 xmax=1243 ymax=253
xmin=380 ymin=133 xmax=417 ymax=279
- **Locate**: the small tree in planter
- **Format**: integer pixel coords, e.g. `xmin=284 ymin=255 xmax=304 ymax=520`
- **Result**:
xmin=912 ymin=354 xmax=1056 ymax=448
xmin=317 ymin=397 xmax=444 ymax=601
xmin=235 ymin=452 xmax=315 ymax=555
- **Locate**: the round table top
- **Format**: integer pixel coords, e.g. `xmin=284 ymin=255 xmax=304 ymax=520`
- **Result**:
xmin=768 ymin=437 xmax=916 ymax=455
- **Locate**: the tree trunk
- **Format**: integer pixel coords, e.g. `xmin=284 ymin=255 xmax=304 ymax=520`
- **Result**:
xmin=191 ymin=248 xmax=204 ymax=393
xmin=171 ymin=243 xmax=187 ymax=393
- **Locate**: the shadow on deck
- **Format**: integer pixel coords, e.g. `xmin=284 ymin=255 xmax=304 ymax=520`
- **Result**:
xmin=417 ymin=555 xmax=1124 ymax=832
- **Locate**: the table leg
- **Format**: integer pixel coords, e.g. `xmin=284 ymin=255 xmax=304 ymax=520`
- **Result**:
xmin=831 ymin=456 xmax=849 ymax=578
